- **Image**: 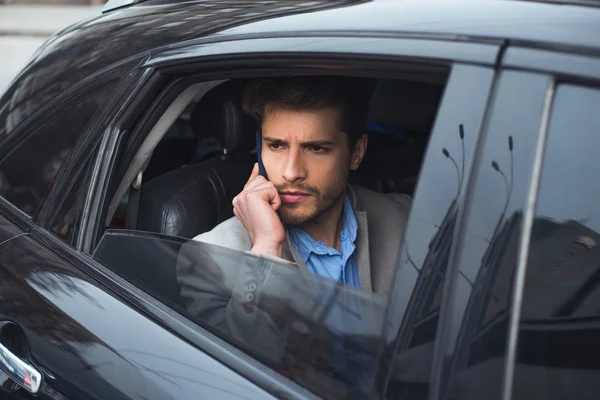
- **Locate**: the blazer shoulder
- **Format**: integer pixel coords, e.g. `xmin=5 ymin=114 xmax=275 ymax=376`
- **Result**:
xmin=353 ymin=185 xmax=412 ymax=218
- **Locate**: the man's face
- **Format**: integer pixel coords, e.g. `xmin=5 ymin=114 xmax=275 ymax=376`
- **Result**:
xmin=261 ymin=108 xmax=366 ymax=225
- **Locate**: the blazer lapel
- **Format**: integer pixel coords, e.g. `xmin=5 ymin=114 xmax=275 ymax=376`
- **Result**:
xmin=354 ymin=210 xmax=373 ymax=292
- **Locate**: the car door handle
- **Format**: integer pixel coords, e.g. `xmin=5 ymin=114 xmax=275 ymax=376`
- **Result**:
xmin=0 ymin=341 xmax=42 ymax=393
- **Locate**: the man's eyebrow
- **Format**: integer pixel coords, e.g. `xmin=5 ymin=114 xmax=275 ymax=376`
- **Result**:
xmin=262 ymin=137 xmax=336 ymax=146
xmin=301 ymin=140 xmax=336 ymax=147
xmin=262 ymin=136 xmax=285 ymax=143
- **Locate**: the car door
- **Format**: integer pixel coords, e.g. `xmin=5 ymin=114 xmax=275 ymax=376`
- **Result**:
xmin=49 ymin=33 xmax=500 ymax=399
xmin=0 ymin=65 xmax=125 ymax=399
xmin=0 ymin=70 xmax=276 ymax=400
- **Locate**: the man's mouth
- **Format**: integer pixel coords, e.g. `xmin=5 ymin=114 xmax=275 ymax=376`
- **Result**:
xmin=279 ymin=191 xmax=311 ymax=204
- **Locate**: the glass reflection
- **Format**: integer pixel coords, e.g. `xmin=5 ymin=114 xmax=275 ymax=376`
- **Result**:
xmin=439 ymin=71 xmax=551 ymax=399
xmin=175 ymin=237 xmax=388 ymax=399
xmin=0 ymin=84 xmax=114 ymax=217
xmin=0 ymin=234 xmax=269 ymax=400
xmin=513 ymin=84 xmax=600 ymax=399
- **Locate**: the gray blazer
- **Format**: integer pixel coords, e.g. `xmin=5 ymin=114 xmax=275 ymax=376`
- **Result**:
xmin=182 ymin=185 xmax=411 ymax=293
xmin=175 ymin=185 xmax=411 ymax=381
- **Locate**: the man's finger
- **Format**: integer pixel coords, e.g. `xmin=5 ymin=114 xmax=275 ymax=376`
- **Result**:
xmin=244 ymin=175 xmax=269 ymax=191
xmin=253 ymin=184 xmax=281 ymax=210
xmin=270 ymin=190 xmax=282 ymax=211
xmin=244 ymin=163 xmax=259 ymax=189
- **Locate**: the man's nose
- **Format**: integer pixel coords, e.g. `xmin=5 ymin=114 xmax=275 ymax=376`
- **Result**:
xmin=282 ymin=149 xmax=307 ymax=183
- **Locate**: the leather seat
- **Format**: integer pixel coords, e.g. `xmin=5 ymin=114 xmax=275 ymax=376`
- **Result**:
xmin=129 ymin=80 xmax=256 ymax=238
xmin=350 ymin=79 xmax=443 ymax=195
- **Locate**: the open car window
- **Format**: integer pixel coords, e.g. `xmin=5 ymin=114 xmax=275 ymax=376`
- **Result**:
xmin=88 ymin=63 xmax=493 ymax=398
xmin=93 ymin=230 xmax=388 ymax=398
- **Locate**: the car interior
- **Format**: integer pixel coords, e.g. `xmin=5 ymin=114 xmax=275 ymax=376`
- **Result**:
xmin=107 ymin=76 xmax=445 ymax=235
xmin=94 ymin=74 xmax=446 ymax=307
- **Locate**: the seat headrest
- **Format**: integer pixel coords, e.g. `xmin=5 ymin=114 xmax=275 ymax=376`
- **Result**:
xmin=368 ymin=80 xmax=443 ymax=132
xmin=189 ymin=80 xmax=256 ymax=152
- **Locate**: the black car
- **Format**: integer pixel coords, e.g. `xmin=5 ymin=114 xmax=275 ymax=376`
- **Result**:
xmin=1 ymin=0 xmax=600 ymax=398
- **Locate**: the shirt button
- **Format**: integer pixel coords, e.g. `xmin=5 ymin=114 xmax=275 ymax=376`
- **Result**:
xmin=245 ymin=292 xmax=255 ymax=303
xmin=247 ymin=281 xmax=257 ymax=292
xmin=243 ymin=303 xmax=254 ymax=314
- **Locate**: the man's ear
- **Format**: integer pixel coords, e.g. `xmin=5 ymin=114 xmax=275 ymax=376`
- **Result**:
xmin=350 ymin=134 xmax=368 ymax=171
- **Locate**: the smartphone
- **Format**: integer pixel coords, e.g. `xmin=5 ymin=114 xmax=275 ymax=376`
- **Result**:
xmin=255 ymin=130 xmax=267 ymax=178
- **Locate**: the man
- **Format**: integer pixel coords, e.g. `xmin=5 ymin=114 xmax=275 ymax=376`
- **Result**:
xmin=176 ymin=76 xmax=411 ymax=393
xmin=181 ymin=76 xmax=411 ymax=292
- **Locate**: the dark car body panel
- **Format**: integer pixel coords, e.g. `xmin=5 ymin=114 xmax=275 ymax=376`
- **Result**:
xmin=0 ymin=219 xmax=275 ymax=400
xmin=217 ymin=0 xmax=600 ymax=55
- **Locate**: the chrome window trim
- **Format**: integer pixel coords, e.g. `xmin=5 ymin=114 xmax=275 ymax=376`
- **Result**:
xmin=500 ymin=78 xmax=556 ymax=400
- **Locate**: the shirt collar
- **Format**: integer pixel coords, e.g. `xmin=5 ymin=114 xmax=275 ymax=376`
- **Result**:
xmin=287 ymin=193 xmax=358 ymax=263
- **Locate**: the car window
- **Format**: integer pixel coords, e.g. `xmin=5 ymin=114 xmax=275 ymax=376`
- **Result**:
xmin=512 ymin=84 xmax=600 ymax=399
xmin=87 ymin=66 xmax=509 ymax=398
xmin=0 ymin=85 xmax=114 ymax=216
xmin=382 ymin=64 xmax=494 ymax=399
xmin=93 ymin=231 xmax=389 ymax=399
xmin=438 ymin=70 xmax=551 ymax=399
xmin=88 ymin=69 xmax=455 ymax=398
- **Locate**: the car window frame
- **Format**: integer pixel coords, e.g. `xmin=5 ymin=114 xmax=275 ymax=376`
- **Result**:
xmin=69 ymin=34 xmax=503 ymax=397
xmin=80 ymin=34 xmax=501 ymax=254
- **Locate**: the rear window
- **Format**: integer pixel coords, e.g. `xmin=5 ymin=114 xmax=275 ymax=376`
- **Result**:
xmin=0 ymin=84 xmax=115 ymax=216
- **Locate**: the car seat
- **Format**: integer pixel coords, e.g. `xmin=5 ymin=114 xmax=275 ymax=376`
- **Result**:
xmin=126 ymin=80 xmax=256 ymax=238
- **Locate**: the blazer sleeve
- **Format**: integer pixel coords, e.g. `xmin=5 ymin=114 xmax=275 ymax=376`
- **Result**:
xmin=176 ymin=237 xmax=295 ymax=365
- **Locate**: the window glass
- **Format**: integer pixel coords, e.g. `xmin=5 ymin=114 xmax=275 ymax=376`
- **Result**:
xmin=513 ymin=84 xmax=600 ymax=399
xmin=382 ymin=64 xmax=494 ymax=399
xmin=439 ymin=70 xmax=551 ymax=399
xmin=93 ymin=232 xmax=388 ymax=399
xmin=0 ymin=85 xmax=114 ymax=216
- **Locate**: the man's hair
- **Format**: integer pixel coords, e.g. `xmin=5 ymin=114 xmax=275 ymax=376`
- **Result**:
xmin=242 ymin=76 xmax=373 ymax=148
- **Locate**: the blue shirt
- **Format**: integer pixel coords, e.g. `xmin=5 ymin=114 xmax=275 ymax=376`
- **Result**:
xmin=287 ymin=194 xmax=360 ymax=287
xmin=287 ymin=195 xmax=373 ymax=391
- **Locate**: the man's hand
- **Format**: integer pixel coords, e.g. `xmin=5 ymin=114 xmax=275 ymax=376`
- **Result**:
xmin=232 ymin=163 xmax=285 ymax=258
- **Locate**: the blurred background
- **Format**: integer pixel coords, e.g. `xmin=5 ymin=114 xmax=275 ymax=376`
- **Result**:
xmin=0 ymin=0 xmax=105 ymax=95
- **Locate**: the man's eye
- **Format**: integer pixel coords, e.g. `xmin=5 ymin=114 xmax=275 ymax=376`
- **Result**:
xmin=268 ymin=143 xmax=284 ymax=150
xmin=311 ymin=146 xmax=327 ymax=154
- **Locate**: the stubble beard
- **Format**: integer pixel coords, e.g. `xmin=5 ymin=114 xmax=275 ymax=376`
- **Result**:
xmin=278 ymin=178 xmax=347 ymax=226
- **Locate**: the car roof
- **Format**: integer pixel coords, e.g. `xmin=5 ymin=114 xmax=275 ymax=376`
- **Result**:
xmin=1 ymin=0 xmax=599 ymax=136
xmin=217 ymin=0 xmax=600 ymax=54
